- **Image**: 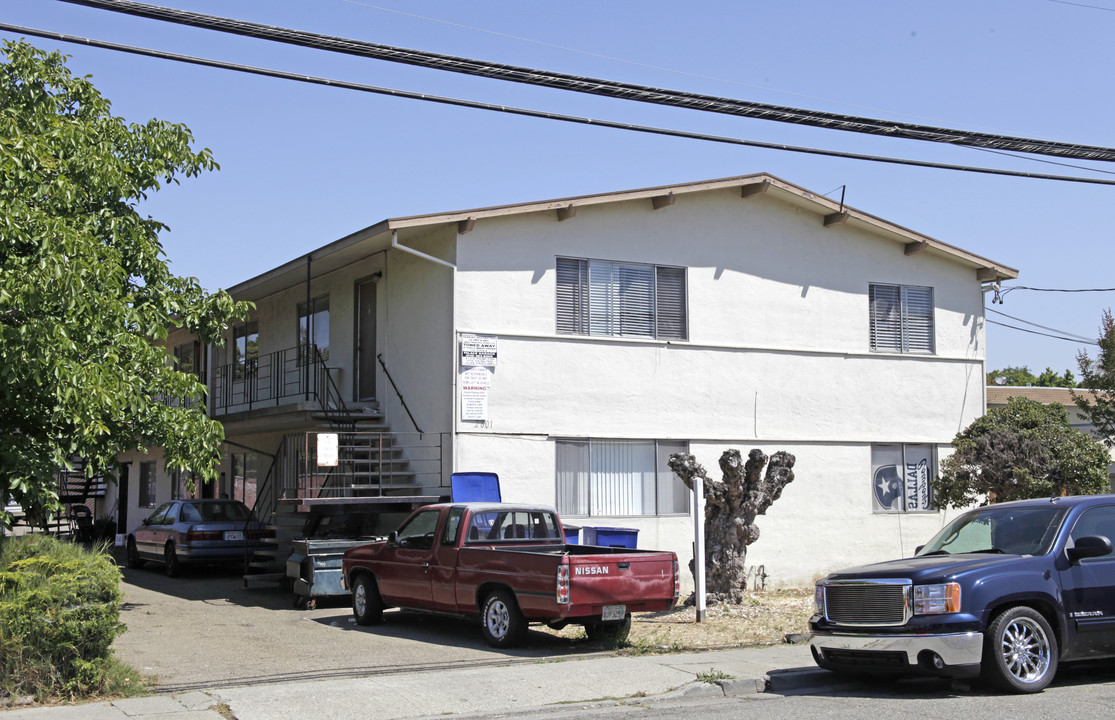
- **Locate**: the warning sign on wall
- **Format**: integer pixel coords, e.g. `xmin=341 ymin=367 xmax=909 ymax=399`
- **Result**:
xmin=460 ymin=334 xmax=498 ymax=367
xmin=460 ymin=366 xmax=491 ymax=421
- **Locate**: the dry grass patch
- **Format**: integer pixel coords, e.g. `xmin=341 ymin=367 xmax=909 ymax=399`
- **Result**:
xmin=542 ymin=587 xmax=815 ymax=651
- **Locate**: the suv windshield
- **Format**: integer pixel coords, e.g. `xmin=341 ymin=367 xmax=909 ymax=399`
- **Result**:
xmin=917 ymin=505 xmax=1068 ymax=557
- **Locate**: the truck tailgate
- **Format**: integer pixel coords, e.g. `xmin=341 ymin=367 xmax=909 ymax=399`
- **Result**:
xmin=567 ymin=551 xmax=677 ymax=612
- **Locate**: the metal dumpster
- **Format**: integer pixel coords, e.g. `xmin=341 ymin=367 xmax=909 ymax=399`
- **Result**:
xmin=289 ymin=537 xmax=381 ymax=609
xmin=287 ymin=504 xmax=416 ymax=609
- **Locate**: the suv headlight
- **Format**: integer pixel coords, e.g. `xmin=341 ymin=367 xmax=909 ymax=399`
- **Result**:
xmin=913 ymin=582 xmax=961 ymax=615
xmin=814 ymin=583 xmax=825 ymax=615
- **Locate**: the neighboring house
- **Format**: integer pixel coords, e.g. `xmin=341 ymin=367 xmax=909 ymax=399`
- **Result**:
xmin=986 ymin=385 xmax=1115 ymax=488
xmin=103 ymin=173 xmax=1018 ymax=588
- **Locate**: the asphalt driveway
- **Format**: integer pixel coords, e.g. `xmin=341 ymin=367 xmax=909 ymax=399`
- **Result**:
xmin=111 ymin=552 xmax=597 ymax=692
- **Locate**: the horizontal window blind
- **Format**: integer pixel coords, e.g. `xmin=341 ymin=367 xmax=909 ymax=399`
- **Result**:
xmin=870 ymin=283 xmax=934 ymax=354
xmin=557 ymin=257 xmax=686 ymax=340
xmin=556 ymin=258 xmax=589 ymax=335
xmin=655 ymin=266 xmax=688 ymax=340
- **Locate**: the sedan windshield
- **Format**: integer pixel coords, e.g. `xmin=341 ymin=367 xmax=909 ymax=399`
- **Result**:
xmin=916 ymin=505 xmax=1068 ymax=557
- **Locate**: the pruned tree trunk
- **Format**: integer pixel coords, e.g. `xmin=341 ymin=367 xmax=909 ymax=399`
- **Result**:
xmin=668 ymin=449 xmax=796 ymax=605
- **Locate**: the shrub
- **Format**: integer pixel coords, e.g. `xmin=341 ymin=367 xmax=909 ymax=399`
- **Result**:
xmin=0 ymin=534 xmax=141 ymax=700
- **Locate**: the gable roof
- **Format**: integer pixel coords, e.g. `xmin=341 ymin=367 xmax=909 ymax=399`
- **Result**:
xmin=229 ymin=172 xmax=1018 ymax=301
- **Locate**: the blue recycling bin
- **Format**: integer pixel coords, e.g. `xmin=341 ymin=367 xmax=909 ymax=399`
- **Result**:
xmin=582 ymin=526 xmax=638 ymax=549
xmin=562 ymin=524 xmax=580 ymax=545
xmin=450 ymin=472 xmax=501 ymax=502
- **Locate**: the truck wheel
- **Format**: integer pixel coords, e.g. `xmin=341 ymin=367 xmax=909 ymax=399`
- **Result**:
xmin=481 ymin=590 xmax=526 ymax=648
xmin=981 ymin=606 xmax=1058 ymax=693
xmin=585 ymin=614 xmax=632 ymax=645
xmin=352 ymin=574 xmax=384 ymax=626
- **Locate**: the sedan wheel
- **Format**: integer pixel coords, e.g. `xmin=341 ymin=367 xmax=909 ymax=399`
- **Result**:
xmin=126 ymin=537 xmax=144 ymax=569
xmin=982 ymin=606 xmax=1058 ymax=693
xmin=164 ymin=542 xmax=181 ymax=578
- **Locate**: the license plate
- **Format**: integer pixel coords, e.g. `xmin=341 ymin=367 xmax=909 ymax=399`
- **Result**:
xmin=601 ymin=604 xmax=626 ymax=621
xmin=223 ymin=531 xmax=244 ymax=541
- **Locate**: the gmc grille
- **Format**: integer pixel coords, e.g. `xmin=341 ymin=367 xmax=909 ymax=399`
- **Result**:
xmin=823 ymin=579 xmax=911 ymax=626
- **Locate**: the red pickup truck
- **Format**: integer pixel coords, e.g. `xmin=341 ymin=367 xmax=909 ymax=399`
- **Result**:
xmin=340 ymin=503 xmax=679 ymax=648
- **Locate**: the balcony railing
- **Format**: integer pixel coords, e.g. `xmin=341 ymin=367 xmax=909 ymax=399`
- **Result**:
xmin=211 ymin=345 xmax=337 ymax=415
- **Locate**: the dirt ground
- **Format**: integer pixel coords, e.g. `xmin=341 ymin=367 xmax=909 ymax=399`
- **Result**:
xmin=549 ymin=588 xmax=816 ymax=650
xmin=110 ymin=543 xmax=816 ymax=693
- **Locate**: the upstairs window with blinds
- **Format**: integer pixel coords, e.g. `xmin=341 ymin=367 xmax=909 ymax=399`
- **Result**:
xmin=556 ymin=257 xmax=687 ymax=340
xmin=869 ymin=283 xmax=935 ymax=354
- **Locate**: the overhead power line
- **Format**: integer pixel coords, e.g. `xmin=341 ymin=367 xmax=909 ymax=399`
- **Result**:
xmin=59 ymin=0 xmax=1115 ymax=164
xmin=987 ymin=319 xmax=1099 ymax=346
xmin=985 ymin=307 xmax=1096 ymax=343
xmin=9 ymin=22 xmax=1115 ymax=188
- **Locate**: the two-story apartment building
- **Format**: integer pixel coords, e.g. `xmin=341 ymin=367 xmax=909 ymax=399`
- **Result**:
xmin=105 ymin=173 xmax=1017 ymax=588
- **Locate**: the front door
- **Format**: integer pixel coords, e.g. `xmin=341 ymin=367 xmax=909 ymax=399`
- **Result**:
xmin=374 ymin=508 xmax=439 ymax=608
xmin=356 ymin=277 xmax=377 ymax=401
xmin=117 ymin=463 xmax=130 ymax=533
xmin=1059 ymin=504 xmax=1115 ymax=658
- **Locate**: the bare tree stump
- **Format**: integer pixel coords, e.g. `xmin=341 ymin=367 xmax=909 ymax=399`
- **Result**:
xmin=668 ymin=449 xmax=796 ymax=605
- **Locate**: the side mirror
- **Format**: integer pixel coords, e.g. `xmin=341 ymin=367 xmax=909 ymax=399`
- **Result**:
xmin=386 ymin=531 xmax=399 ymax=548
xmin=1068 ymin=535 xmax=1113 ymax=563
xmin=142 ymin=518 xmax=150 ymax=526
xmin=915 ymin=545 xmax=925 ymax=555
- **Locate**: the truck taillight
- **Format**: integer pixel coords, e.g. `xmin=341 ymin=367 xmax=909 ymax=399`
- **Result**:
xmin=556 ymin=564 xmax=570 ymax=605
xmin=673 ymin=559 xmax=680 ymax=600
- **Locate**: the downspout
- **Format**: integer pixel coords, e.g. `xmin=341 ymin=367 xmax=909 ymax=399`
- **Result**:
xmin=390 ymin=230 xmax=457 ymax=481
xmin=391 ymin=229 xmax=457 ymax=270
xmin=305 ymin=255 xmax=312 ymax=402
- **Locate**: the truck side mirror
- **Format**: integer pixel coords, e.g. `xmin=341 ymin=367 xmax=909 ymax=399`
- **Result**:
xmin=386 ymin=531 xmax=399 ymax=548
xmin=1067 ymin=535 xmax=1113 ymax=563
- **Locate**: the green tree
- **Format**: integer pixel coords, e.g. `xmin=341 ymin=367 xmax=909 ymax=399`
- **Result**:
xmin=1075 ymin=309 xmax=1115 ymax=447
xmin=0 ymin=42 xmax=249 ymax=529
xmin=1035 ymin=367 xmax=1077 ymax=388
xmin=933 ymin=397 xmax=1110 ymax=508
xmin=986 ymin=365 xmax=1076 ymax=388
xmin=986 ymin=366 xmax=1038 ymax=387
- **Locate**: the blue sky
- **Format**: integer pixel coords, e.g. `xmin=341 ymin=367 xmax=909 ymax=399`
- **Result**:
xmin=4 ymin=0 xmax=1114 ymax=376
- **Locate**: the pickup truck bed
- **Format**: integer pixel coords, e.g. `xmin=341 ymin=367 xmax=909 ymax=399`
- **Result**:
xmin=342 ymin=502 xmax=679 ymax=647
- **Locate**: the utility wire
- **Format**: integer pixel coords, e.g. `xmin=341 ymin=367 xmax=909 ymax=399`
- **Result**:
xmin=9 ymin=22 xmax=1115 ymax=189
xmin=1002 ymin=286 xmax=1115 ymax=293
xmin=338 ymin=0 xmax=1001 ymax=131
xmin=999 ymin=285 xmax=1115 ymax=302
xmin=987 ymin=319 xmax=1099 ymax=345
xmin=57 ymin=0 xmax=1115 ymax=164
xmin=985 ymin=307 xmax=1096 ymax=342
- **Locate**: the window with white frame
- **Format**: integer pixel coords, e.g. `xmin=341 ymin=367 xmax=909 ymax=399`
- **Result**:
xmin=556 ymin=439 xmax=691 ymax=517
xmin=869 ymin=284 xmax=934 ymax=354
xmin=139 ymin=461 xmax=157 ymax=508
xmin=872 ymin=444 xmax=936 ymax=513
xmin=556 ymin=257 xmax=687 ymax=340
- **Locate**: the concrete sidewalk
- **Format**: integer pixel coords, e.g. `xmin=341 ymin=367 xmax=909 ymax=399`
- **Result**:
xmin=1 ymin=644 xmax=829 ymax=720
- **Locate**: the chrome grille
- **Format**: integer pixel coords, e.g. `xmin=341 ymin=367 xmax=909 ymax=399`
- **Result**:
xmin=823 ymin=579 xmax=911 ymax=626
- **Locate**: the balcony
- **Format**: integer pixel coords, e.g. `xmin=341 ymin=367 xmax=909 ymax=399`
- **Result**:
xmin=211 ymin=345 xmax=338 ymax=417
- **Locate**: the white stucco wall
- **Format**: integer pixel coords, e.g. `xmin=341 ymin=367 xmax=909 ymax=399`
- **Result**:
xmin=447 ymin=187 xmax=990 ymax=587
xmin=379 ymin=227 xmax=456 ymax=436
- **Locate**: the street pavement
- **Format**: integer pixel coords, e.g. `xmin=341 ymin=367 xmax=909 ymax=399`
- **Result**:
xmin=0 ymin=643 xmax=828 ymax=720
